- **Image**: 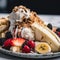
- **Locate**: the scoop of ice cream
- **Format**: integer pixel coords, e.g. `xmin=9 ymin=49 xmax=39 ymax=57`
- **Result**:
xmin=16 ymin=8 xmax=30 ymax=22
xmin=9 ymin=6 xmax=30 ymax=32
xmin=9 ymin=6 xmax=30 ymax=22
xmin=21 ymin=27 xmax=35 ymax=40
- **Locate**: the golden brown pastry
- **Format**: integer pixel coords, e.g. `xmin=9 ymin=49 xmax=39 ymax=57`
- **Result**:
xmin=0 ymin=18 xmax=10 ymax=38
xmin=0 ymin=18 xmax=10 ymax=33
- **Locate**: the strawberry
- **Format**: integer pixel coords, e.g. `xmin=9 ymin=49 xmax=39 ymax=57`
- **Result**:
xmin=3 ymin=39 xmax=12 ymax=48
xmin=11 ymin=38 xmax=25 ymax=46
xmin=22 ymin=45 xmax=30 ymax=53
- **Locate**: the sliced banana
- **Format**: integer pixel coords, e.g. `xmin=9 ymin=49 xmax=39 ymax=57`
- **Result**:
xmin=31 ymin=22 xmax=60 ymax=52
xmin=35 ymin=42 xmax=51 ymax=54
xmin=10 ymin=46 xmax=21 ymax=52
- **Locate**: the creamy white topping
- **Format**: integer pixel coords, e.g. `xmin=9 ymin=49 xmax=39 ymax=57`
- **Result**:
xmin=9 ymin=6 xmax=30 ymax=22
xmin=9 ymin=6 xmax=30 ymax=32
xmin=16 ymin=8 xmax=30 ymax=22
xmin=21 ymin=27 xmax=35 ymax=40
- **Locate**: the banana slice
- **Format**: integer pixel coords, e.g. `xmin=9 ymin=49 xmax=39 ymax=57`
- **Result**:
xmin=44 ymin=26 xmax=60 ymax=43
xmin=35 ymin=42 xmax=51 ymax=54
xmin=10 ymin=46 xmax=21 ymax=52
xmin=31 ymin=22 xmax=60 ymax=52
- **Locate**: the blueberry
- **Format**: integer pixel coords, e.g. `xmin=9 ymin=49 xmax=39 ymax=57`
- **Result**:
xmin=47 ymin=23 xmax=52 ymax=30
xmin=5 ymin=31 xmax=13 ymax=39
xmin=56 ymin=28 xmax=60 ymax=32
xmin=0 ymin=38 xmax=6 ymax=46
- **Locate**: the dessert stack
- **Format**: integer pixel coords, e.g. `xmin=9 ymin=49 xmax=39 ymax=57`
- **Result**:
xmin=0 ymin=5 xmax=60 ymax=54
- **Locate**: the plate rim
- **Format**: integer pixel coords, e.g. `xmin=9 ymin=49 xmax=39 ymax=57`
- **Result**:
xmin=0 ymin=48 xmax=60 ymax=58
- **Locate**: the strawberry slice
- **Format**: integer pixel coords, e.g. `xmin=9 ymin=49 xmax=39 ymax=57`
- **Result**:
xmin=11 ymin=38 xmax=25 ymax=46
xmin=3 ymin=39 xmax=12 ymax=48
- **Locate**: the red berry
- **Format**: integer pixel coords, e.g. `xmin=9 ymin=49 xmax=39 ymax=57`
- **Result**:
xmin=58 ymin=32 xmax=60 ymax=35
xmin=11 ymin=38 xmax=25 ymax=46
xmin=57 ymin=32 xmax=60 ymax=36
xmin=22 ymin=45 xmax=30 ymax=53
xmin=3 ymin=39 xmax=12 ymax=48
xmin=27 ymin=40 xmax=35 ymax=48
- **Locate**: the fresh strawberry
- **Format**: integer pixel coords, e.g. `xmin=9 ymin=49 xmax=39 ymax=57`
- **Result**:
xmin=27 ymin=40 xmax=35 ymax=49
xmin=3 ymin=39 xmax=12 ymax=48
xmin=22 ymin=45 xmax=30 ymax=53
xmin=11 ymin=38 xmax=25 ymax=46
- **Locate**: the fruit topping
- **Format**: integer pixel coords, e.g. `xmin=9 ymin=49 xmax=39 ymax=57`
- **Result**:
xmin=27 ymin=40 xmax=35 ymax=49
xmin=22 ymin=45 xmax=30 ymax=53
xmin=5 ymin=31 xmax=13 ymax=39
xmin=0 ymin=38 xmax=6 ymax=46
xmin=3 ymin=39 xmax=12 ymax=49
xmin=11 ymin=38 xmax=25 ymax=47
xmin=35 ymin=42 xmax=51 ymax=54
xmin=21 ymin=40 xmax=35 ymax=53
xmin=47 ymin=23 xmax=52 ymax=30
xmin=56 ymin=28 xmax=60 ymax=32
xmin=22 ymin=40 xmax=28 ymax=48
xmin=10 ymin=46 xmax=21 ymax=52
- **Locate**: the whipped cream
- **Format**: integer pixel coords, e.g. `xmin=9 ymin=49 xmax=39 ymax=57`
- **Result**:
xmin=9 ymin=6 xmax=30 ymax=22
xmin=21 ymin=27 xmax=35 ymax=40
xmin=9 ymin=6 xmax=30 ymax=32
xmin=15 ymin=8 xmax=30 ymax=22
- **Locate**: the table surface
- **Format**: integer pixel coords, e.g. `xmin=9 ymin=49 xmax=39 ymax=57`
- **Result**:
xmin=0 ymin=13 xmax=60 ymax=60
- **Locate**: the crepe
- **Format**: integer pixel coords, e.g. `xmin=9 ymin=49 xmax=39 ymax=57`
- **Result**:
xmin=0 ymin=18 xmax=10 ymax=38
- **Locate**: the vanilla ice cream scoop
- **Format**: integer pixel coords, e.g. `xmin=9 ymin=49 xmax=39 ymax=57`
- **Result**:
xmin=15 ymin=8 xmax=30 ymax=22
xmin=9 ymin=6 xmax=30 ymax=32
xmin=21 ymin=27 xmax=35 ymax=40
xmin=9 ymin=6 xmax=30 ymax=22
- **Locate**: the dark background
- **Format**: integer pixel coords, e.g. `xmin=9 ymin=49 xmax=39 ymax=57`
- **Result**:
xmin=0 ymin=0 xmax=60 ymax=15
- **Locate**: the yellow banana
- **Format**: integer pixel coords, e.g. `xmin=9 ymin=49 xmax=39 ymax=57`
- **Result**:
xmin=31 ymin=22 xmax=60 ymax=52
xmin=10 ymin=46 xmax=21 ymax=52
xmin=35 ymin=42 xmax=51 ymax=54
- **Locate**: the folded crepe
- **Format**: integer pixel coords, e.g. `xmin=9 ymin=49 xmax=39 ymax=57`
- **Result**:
xmin=0 ymin=18 xmax=10 ymax=38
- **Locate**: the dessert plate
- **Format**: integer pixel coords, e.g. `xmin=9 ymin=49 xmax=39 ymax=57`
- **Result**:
xmin=0 ymin=14 xmax=60 ymax=59
xmin=0 ymin=47 xmax=60 ymax=58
